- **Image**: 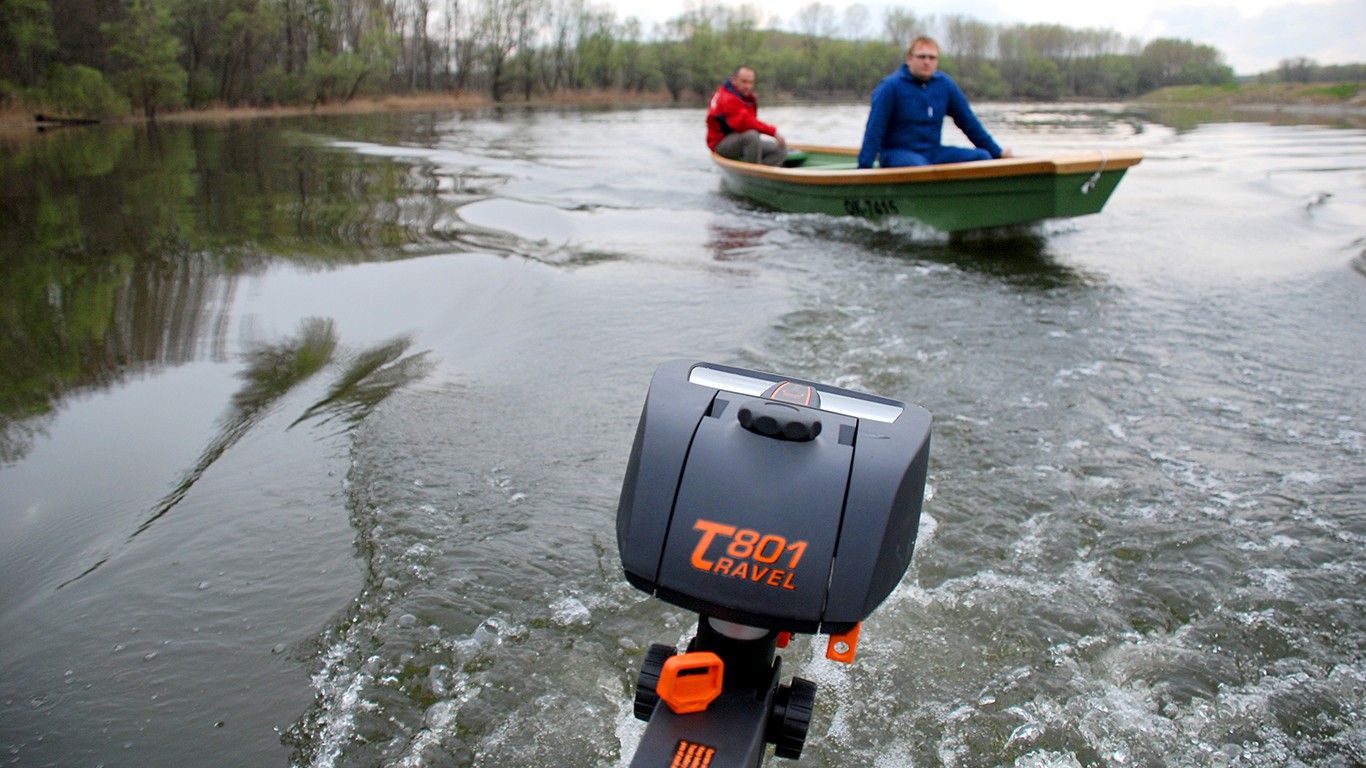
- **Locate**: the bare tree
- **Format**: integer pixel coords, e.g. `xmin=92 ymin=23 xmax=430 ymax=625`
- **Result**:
xmin=942 ymin=15 xmax=993 ymax=63
xmin=841 ymin=3 xmax=870 ymax=40
xmin=792 ymin=1 xmax=838 ymax=39
xmin=1278 ymin=56 xmax=1315 ymax=83
xmin=514 ymin=0 xmax=547 ymax=99
xmin=882 ymin=7 xmax=918 ymax=48
xmin=542 ymin=0 xmax=583 ymax=91
xmin=476 ymin=0 xmax=517 ymax=99
xmin=445 ymin=0 xmax=481 ymax=92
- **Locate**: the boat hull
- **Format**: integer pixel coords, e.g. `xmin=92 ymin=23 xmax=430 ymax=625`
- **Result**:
xmin=712 ymin=145 xmax=1143 ymax=233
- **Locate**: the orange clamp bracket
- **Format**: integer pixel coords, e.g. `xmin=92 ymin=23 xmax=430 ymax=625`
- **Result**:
xmin=656 ymin=652 xmax=725 ymax=714
xmin=825 ymin=623 xmax=862 ymax=664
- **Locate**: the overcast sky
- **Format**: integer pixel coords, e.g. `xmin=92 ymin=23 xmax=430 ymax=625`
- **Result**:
xmin=607 ymin=0 xmax=1365 ymax=75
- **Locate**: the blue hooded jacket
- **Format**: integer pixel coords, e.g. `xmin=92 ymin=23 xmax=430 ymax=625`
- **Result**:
xmin=858 ymin=66 xmax=1003 ymax=169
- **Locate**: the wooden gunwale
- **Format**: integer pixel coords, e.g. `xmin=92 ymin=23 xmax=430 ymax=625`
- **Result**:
xmin=712 ymin=144 xmax=1145 ymax=187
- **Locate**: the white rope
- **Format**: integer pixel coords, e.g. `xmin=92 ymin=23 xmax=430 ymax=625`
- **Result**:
xmin=1080 ymin=150 xmax=1108 ymax=195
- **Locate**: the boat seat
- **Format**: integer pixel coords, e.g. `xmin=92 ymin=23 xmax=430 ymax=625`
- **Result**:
xmin=781 ymin=151 xmax=861 ymax=171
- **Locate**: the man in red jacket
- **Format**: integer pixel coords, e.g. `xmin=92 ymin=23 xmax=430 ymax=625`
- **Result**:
xmin=706 ymin=66 xmax=787 ymax=165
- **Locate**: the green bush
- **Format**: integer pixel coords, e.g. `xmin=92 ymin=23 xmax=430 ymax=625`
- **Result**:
xmin=186 ymin=69 xmax=219 ymax=108
xmin=42 ymin=64 xmax=130 ymax=118
xmin=1309 ymin=83 xmax=1361 ymax=100
xmin=0 ymin=78 xmax=23 ymax=110
xmin=256 ymin=65 xmax=307 ymax=105
xmin=962 ymin=62 xmax=1011 ymax=100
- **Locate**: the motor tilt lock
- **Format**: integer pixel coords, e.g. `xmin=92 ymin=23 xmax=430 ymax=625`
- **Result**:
xmin=616 ymin=360 xmax=932 ymax=767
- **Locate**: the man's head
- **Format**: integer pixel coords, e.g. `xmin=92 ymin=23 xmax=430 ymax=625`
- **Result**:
xmin=730 ymin=66 xmax=757 ymax=98
xmin=906 ymin=37 xmax=940 ymax=81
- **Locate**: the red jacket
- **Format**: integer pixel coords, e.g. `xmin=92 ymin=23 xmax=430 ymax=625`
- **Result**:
xmin=706 ymin=80 xmax=778 ymax=150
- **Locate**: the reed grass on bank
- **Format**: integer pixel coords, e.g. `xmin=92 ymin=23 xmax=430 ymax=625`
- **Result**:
xmin=1 ymin=89 xmax=683 ymax=130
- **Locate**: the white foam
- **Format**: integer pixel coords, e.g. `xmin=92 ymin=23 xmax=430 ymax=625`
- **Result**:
xmin=550 ymin=594 xmax=593 ymax=628
xmin=305 ymin=642 xmax=370 ymax=768
xmin=1013 ymin=749 xmax=1085 ymax=768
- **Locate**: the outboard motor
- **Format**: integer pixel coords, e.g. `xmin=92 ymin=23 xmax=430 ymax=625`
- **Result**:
xmin=617 ymin=360 xmax=932 ymax=767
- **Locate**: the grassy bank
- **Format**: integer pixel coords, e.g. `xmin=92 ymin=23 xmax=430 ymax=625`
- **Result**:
xmin=1132 ymin=82 xmax=1365 ymax=110
xmin=0 ymin=89 xmax=681 ymax=131
xmin=6 ymin=82 xmax=1362 ymax=132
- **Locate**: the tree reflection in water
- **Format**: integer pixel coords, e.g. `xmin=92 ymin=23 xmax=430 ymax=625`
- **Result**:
xmin=58 ymin=319 xmax=431 ymax=588
xmin=0 ymin=119 xmax=447 ymax=466
xmin=290 ymin=335 xmax=433 ymax=432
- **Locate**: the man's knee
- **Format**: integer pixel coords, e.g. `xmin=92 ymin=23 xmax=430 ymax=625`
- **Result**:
xmin=932 ymin=146 xmax=991 ymax=164
xmin=882 ymin=149 xmax=930 ymax=167
xmin=714 ymin=132 xmax=746 ymax=159
xmin=715 ymin=130 xmax=765 ymax=161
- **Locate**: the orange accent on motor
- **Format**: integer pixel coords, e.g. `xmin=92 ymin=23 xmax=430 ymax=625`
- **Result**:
xmin=825 ymin=623 xmax=862 ymax=663
xmin=671 ymin=738 xmax=717 ymax=767
xmin=657 ymin=652 xmax=725 ymax=714
xmin=776 ymin=631 xmax=792 ymax=649
xmin=690 ymin=519 xmax=738 ymax=570
xmin=768 ymin=382 xmax=815 ymax=405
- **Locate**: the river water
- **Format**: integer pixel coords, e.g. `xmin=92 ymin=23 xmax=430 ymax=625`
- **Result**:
xmin=1 ymin=102 xmax=1363 ymax=768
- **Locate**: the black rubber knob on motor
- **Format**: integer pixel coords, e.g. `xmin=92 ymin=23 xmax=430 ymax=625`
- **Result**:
xmin=768 ymin=677 xmax=818 ymax=759
xmin=633 ymin=644 xmax=676 ymax=721
xmin=737 ymin=399 xmax=822 ymax=442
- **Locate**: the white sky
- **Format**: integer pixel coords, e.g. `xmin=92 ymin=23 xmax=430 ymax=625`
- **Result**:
xmin=606 ymin=0 xmax=1366 ymax=75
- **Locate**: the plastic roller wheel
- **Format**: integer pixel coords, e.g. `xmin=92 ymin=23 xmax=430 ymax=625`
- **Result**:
xmin=770 ymin=677 xmax=817 ymax=759
xmin=633 ymin=643 xmax=676 ymax=721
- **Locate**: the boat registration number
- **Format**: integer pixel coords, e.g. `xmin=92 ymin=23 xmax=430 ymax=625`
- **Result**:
xmin=843 ymin=198 xmax=900 ymax=216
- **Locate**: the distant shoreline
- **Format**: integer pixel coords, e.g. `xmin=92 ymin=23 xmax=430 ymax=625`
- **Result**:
xmin=5 ymin=82 xmax=1362 ymax=132
xmin=1129 ymin=82 xmax=1366 ymax=116
xmin=1 ymin=89 xmax=678 ymax=132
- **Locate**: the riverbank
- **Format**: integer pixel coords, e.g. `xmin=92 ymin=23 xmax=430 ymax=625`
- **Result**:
xmin=1130 ymin=82 xmax=1366 ymax=114
xmin=0 ymin=89 xmax=680 ymax=132
xmin=6 ymin=82 xmax=1363 ymax=133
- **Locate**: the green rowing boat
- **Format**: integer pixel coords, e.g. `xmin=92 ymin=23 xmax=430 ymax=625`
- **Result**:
xmin=711 ymin=144 xmax=1143 ymax=233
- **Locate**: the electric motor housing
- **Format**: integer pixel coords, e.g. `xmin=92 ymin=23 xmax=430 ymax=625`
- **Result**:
xmin=616 ymin=360 xmax=932 ymax=635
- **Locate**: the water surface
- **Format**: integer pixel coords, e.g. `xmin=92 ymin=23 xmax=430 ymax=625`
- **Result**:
xmin=1 ymin=103 xmax=1364 ymax=767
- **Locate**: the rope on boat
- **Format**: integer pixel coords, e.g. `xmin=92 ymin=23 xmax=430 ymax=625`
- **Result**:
xmin=1080 ymin=150 xmax=1108 ymax=194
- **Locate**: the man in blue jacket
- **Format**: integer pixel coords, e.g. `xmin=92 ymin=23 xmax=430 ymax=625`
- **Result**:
xmin=858 ymin=37 xmax=1013 ymax=169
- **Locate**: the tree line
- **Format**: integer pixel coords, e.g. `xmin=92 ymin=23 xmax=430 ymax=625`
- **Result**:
xmin=1260 ymin=58 xmax=1366 ymax=84
xmin=0 ymin=0 xmax=1287 ymax=120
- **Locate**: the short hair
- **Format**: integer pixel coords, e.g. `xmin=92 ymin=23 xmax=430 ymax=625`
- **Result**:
xmin=906 ymin=37 xmax=939 ymax=57
xmin=733 ymin=65 xmax=755 ymax=78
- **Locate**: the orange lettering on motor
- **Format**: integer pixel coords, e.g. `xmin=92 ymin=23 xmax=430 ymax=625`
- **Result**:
xmin=691 ymin=520 xmax=737 ymax=570
xmin=690 ymin=518 xmax=809 ymax=591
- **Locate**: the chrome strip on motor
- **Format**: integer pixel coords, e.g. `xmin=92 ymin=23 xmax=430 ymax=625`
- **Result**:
xmin=689 ymin=365 xmax=904 ymax=423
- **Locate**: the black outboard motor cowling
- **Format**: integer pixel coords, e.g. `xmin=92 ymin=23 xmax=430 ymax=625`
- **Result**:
xmin=616 ymin=360 xmax=932 ymax=767
xmin=618 ymin=359 xmax=931 ymax=634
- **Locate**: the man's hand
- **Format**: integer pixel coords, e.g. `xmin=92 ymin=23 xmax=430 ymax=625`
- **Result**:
xmin=1000 ymin=148 xmax=1014 ymax=158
